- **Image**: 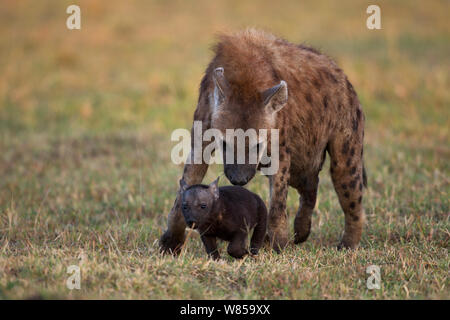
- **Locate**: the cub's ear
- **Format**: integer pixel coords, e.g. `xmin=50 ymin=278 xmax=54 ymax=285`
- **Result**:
xmin=179 ymin=178 xmax=188 ymax=192
xmin=209 ymin=176 xmax=220 ymax=201
xmin=262 ymin=80 xmax=288 ymax=114
xmin=212 ymin=67 xmax=228 ymax=107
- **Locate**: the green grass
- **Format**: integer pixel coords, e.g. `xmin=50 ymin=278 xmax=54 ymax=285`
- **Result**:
xmin=0 ymin=0 xmax=449 ymax=299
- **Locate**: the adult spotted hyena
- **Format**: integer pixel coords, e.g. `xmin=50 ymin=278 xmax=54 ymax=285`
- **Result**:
xmin=160 ymin=29 xmax=367 ymax=253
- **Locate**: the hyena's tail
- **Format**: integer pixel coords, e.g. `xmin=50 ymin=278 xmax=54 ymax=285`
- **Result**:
xmin=362 ymin=164 xmax=368 ymax=188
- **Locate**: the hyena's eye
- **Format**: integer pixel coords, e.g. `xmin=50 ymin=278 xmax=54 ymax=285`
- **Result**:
xmin=200 ymin=204 xmax=207 ymax=209
xmin=256 ymin=141 xmax=265 ymax=154
xmin=182 ymin=204 xmax=188 ymax=210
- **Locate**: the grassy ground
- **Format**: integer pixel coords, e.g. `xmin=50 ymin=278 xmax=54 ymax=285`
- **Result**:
xmin=0 ymin=0 xmax=448 ymax=299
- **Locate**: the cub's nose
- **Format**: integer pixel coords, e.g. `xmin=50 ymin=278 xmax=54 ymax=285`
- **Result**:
xmin=186 ymin=219 xmax=196 ymax=228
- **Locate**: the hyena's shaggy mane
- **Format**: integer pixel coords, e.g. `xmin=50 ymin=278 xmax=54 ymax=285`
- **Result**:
xmin=207 ymin=29 xmax=289 ymax=105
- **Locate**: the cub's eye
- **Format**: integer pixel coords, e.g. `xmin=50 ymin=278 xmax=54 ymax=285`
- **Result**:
xmin=200 ymin=204 xmax=207 ymax=209
xmin=182 ymin=204 xmax=188 ymax=210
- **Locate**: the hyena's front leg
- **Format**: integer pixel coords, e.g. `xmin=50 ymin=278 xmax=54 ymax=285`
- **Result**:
xmin=267 ymin=157 xmax=291 ymax=252
xmin=159 ymin=156 xmax=208 ymax=255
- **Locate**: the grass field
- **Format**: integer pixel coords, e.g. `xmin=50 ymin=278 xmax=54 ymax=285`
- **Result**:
xmin=0 ymin=0 xmax=449 ymax=299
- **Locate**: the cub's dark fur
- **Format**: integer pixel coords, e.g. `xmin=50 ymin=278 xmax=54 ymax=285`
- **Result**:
xmin=180 ymin=178 xmax=267 ymax=259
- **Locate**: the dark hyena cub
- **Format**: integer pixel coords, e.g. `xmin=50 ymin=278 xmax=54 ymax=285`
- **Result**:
xmin=180 ymin=177 xmax=267 ymax=259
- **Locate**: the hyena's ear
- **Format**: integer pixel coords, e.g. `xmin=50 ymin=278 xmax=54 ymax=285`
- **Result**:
xmin=179 ymin=178 xmax=188 ymax=192
xmin=262 ymin=80 xmax=288 ymax=114
xmin=212 ymin=67 xmax=228 ymax=107
xmin=209 ymin=176 xmax=220 ymax=201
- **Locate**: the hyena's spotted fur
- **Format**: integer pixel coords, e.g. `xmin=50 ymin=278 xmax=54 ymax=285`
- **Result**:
xmin=160 ymin=29 xmax=367 ymax=253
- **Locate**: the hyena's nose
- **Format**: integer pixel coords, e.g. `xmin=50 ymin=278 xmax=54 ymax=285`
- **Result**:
xmin=230 ymin=176 xmax=248 ymax=186
xmin=225 ymin=167 xmax=250 ymax=186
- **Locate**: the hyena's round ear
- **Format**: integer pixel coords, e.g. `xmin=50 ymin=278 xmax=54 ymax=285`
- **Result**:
xmin=262 ymin=80 xmax=288 ymax=114
xmin=212 ymin=67 xmax=229 ymax=107
xmin=179 ymin=178 xmax=188 ymax=192
xmin=213 ymin=67 xmax=229 ymax=95
xmin=209 ymin=176 xmax=220 ymax=201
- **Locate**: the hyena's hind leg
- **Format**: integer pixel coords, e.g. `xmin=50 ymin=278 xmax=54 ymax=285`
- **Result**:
xmin=328 ymin=132 xmax=366 ymax=249
xmin=293 ymin=175 xmax=319 ymax=244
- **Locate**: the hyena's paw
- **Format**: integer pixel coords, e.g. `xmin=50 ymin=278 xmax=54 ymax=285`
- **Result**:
xmin=338 ymin=225 xmax=363 ymax=250
xmin=159 ymin=230 xmax=186 ymax=255
xmin=293 ymin=217 xmax=312 ymax=244
xmin=267 ymin=228 xmax=289 ymax=253
xmin=337 ymin=238 xmax=359 ymax=250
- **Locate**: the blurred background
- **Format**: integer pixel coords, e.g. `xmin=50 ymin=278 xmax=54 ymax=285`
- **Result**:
xmin=0 ymin=0 xmax=448 ymax=299
xmin=1 ymin=0 xmax=448 ymax=135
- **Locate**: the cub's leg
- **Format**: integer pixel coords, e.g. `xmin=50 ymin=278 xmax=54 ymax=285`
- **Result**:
xmin=227 ymin=233 xmax=249 ymax=259
xmin=249 ymin=202 xmax=268 ymax=255
xmin=293 ymin=175 xmax=319 ymax=244
xmin=201 ymin=235 xmax=220 ymax=260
